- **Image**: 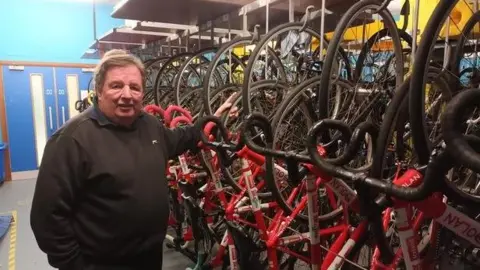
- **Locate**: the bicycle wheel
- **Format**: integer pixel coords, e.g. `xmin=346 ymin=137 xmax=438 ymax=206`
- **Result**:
xmin=174 ymin=47 xmax=218 ymax=106
xmin=153 ymin=52 xmax=193 ymax=106
xmin=242 ymin=21 xmax=351 ymax=115
xmin=355 ymin=28 xmax=412 ymax=82
xmin=143 ymin=56 xmax=169 ymax=105
xmin=202 ymin=36 xmax=252 ymax=115
xmin=264 ymin=76 xmax=352 ymax=222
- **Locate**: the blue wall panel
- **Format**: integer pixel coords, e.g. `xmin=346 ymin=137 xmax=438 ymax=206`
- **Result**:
xmin=0 ymin=0 xmax=122 ymax=64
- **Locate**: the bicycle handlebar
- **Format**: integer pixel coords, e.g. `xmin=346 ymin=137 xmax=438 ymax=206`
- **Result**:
xmin=144 ymin=104 xmax=166 ymax=120
xmin=242 ymin=113 xmax=311 ymax=163
xmin=170 ymin=116 xmax=192 ymax=128
xmin=242 ymin=113 xmax=360 ymax=166
xmin=336 ymin=121 xmax=378 ymax=166
xmin=306 ymin=119 xmax=445 ymax=201
xmin=441 ymin=88 xmax=480 ymax=174
xmin=144 ymin=105 xmax=193 ymax=126
xmin=197 ymin=115 xmax=243 ymax=152
xmin=165 ymin=105 xmax=193 ymax=122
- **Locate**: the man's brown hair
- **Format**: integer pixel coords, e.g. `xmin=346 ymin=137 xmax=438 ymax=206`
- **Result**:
xmin=93 ymin=49 xmax=145 ymax=93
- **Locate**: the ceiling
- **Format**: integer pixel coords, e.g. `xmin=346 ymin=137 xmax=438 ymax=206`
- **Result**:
xmin=112 ymin=0 xmax=256 ymax=26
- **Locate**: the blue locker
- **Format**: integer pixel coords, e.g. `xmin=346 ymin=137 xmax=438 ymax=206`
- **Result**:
xmin=3 ymin=66 xmax=94 ymax=173
xmin=3 ymin=66 xmax=56 ymax=172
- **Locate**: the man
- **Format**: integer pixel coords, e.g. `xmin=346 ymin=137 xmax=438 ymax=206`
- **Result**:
xmin=30 ymin=50 xmax=235 ymax=270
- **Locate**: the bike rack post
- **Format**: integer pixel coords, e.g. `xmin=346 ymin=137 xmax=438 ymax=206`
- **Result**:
xmin=199 ymin=29 xmax=202 ymax=50
xmin=168 ymin=37 xmax=172 ymax=56
xmin=289 ymin=0 xmax=294 ymax=22
xmin=186 ymin=30 xmax=190 ymax=53
xmin=178 ymin=34 xmax=182 ymax=55
xmin=242 ymin=6 xmax=248 ymax=35
xmin=228 ymin=15 xmax=233 ymax=83
xmin=474 ymin=0 xmax=479 ymax=72
xmin=320 ymin=0 xmax=326 ymax=62
xmin=266 ymin=0 xmax=270 ymax=33
xmin=443 ymin=6 xmax=450 ymax=69
xmin=265 ymin=0 xmax=270 ymax=78
xmin=211 ymin=23 xmax=215 ymax=47
xmin=411 ymin=0 xmax=420 ymax=58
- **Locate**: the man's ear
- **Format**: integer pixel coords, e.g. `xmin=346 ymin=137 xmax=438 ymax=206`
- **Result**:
xmin=95 ymin=90 xmax=102 ymax=100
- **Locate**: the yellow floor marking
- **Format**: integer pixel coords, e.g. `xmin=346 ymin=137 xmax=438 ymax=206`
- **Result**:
xmin=8 ymin=210 xmax=17 ymax=270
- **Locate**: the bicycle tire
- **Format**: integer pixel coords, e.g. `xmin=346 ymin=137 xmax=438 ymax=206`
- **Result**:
xmin=317 ymin=0 xmax=404 ymax=123
xmin=409 ymin=0 xmax=458 ymax=165
xmin=372 ymin=67 xmax=452 ymax=179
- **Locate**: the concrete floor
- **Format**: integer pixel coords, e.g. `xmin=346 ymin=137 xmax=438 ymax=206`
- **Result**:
xmin=0 ymin=179 xmax=193 ymax=270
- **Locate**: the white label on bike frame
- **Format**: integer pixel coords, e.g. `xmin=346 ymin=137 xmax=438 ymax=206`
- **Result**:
xmin=438 ymin=205 xmax=480 ymax=247
xmin=329 ymin=238 xmax=356 ymax=270
xmin=273 ymin=163 xmax=289 ymax=187
xmin=178 ymin=155 xmax=190 ymax=174
xmin=325 ymin=178 xmax=357 ymax=205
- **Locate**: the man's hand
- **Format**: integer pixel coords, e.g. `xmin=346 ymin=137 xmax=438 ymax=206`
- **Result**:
xmin=214 ymin=92 xmax=239 ymax=118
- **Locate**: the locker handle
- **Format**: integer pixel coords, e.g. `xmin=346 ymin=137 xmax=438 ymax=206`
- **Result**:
xmin=48 ymin=106 xmax=53 ymax=130
xmin=61 ymin=106 xmax=66 ymax=125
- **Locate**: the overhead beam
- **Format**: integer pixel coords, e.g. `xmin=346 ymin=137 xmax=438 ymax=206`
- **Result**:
xmin=238 ymin=0 xmax=283 ymax=16
xmin=126 ymin=20 xmax=198 ymax=32
xmin=114 ymin=27 xmax=176 ymax=37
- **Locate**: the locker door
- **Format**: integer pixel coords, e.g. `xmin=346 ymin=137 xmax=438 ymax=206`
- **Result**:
xmin=54 ymin=67 xmax=93 ymax=124
xmin=65 ymin=74 xmax=80 ymax=121
xmin=2 ymin=66 xmax=55 ymax=172
xmin=79 ymin=69 xmax=94 ymax=92
xmin=54 ymin=67 xmax=74 ymax=126
xmin=44 ymin=68 xmax=58 ymax=137
xmin=78 ymin=69 xmax=94 ymax=103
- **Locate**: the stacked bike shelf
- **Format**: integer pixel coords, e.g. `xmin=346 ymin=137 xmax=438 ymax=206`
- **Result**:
xmin=102 ymin=0 xmax=480 ymax=268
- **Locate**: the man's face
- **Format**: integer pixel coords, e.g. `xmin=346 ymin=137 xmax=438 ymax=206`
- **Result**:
xmin=97 ymin=65 xmax=144 ymax=126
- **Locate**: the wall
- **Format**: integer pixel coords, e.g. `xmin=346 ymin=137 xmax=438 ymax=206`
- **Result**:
xmin=0 ymin=0 xmax=123 ymax=64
